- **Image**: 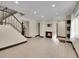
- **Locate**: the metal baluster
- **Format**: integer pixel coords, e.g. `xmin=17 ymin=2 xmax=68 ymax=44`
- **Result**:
xmin=16 ymin=19 xmax=17 ymax=29
xmin=21 ymin=22 xmax=25 ymax=36
xmin=1 ymin=7 xmax=4 ymax=25
xmin=11 ymin=16 xmax=12 ymax=25
xmin=5 ymin=7 xmax=7 ymax=25
xmin=10 ymin=16 xmax=11 ymax=24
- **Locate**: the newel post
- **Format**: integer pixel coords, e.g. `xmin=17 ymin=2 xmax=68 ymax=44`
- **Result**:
xmin=21 ymin=22 xmax=25 ymax=36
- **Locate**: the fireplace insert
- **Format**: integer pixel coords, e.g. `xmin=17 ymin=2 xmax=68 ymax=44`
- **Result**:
xmin=46 ymin=31 xmax=52 ymax=38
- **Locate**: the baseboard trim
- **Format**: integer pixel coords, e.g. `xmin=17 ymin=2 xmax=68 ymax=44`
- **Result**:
xmin=71 ymin=42 xmax=79 ymax=58
xmin=57 ymin=36 xmax=66 ymax=38
xmin=35 ymin=35 xmax=40 ymax=37
xmin=0 ymin=41 xmax=27 ymax=51
xmin=24 ymin=36 xmax=32 ymax=38
xmin=59 ymin=40 xmax=65 ymax=43
xmin=66 ymin=41 xmax=79 ymax=58
xmin=66 ymin=41 xmax=72 ymax=43
xmin=39 ymin=36 xmax=44 ymax=38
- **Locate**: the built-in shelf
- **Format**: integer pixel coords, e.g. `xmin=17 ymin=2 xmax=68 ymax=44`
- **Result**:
xmin=67 ymin=24 xmax=70 ymax=27
xmin=67 ymin=31 xmax=70 ymax=34
xmin=66 ymin=20 xmax=71 ymax=39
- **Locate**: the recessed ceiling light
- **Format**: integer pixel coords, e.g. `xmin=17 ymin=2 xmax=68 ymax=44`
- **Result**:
xmin=52 ymin=4 xmax=55 ymax=7
xmin=41 ymin=16 xmax=44 ymax=18
xmin=15 ymin=1 xmax=19 ymax=4
xmin=56 ymin=12 xmax=58 ymax=15
xmin=34 ymin=11 xmax=37 ymax=14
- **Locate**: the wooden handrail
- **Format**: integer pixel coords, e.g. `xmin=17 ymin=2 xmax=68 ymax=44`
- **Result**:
xmin=12 ymin=15 xmax=22 ymax=25
xmin=0 ymin=5 xmax=25 ymax=36
xmin=12 ymin=15 xmax=25 ymax=35
xmin=0 ymin=6 xmax=24 ymax=15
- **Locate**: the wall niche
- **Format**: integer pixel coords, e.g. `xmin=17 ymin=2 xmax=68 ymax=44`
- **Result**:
xmin=47 ymin=24 xmax=52 ymax=27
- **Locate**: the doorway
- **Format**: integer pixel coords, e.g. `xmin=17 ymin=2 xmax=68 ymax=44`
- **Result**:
xmin=38 ymin=23 xmax=40 ymax=36
xmin=56 ymin=21 xmax=66 ymax=42
xmin=57 ymin=21 xmax=66 ymax=38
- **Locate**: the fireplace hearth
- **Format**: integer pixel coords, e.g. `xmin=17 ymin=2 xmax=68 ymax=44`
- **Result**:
xmin=46 ymin=31 xmax=52 ymax=38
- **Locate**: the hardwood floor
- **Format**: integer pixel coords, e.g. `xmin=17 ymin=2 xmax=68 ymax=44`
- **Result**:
xmin=0 ymin=37 xmax=77 ymax=58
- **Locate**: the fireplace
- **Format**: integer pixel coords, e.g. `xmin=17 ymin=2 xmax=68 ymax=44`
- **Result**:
xmin=46 ymin=31 xmax=52 ymax=38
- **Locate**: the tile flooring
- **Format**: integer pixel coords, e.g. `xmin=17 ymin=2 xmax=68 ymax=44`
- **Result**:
xmin=0 ymin=37 xmax=77 ymax=58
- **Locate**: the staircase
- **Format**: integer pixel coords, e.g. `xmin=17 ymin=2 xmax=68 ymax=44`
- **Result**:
xmin=0 ymin=25 xmax=27 ymax=50
xmin=0 ymin=5 xmax=27 ymax=50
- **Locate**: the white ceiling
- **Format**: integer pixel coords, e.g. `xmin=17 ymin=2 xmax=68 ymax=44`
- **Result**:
xmin=0 ymin=1 xmax=77 ymax=21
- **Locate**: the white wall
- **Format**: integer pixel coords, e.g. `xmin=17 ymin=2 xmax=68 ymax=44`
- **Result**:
xmin=70 ymin=14 xmax=78 ymax=42
xmin=40 ymin=20 xmax=56 ymax=38
xmin=57 ymin=21 xmax=66 ymax=37
xmin=70 ymin=3 xmax=79 ymax=56
xmin=76 ymin=16 xmax=79 ymax=38
xmin=70 ymin=14 xmax=79 ymax=56
xmin=29 ymin=20 xmax=38 ymax=37
xmin=70 ymin=2 xmax=79 ymax=42
xmin=23 ymin=21 xmax=29 ymax=36
xmin=17 ymin=17 xmax=39 ymax=37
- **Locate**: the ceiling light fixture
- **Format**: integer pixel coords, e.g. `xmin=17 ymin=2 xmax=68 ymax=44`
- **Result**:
xmin=41 ymin=16 xmax=44 ymax=18
xmin=56 ymin=12 xmax=59 ymax=15
xmin=15 ymin=1 xmax=19 ymax=4
xmin=34 ymin=11 xmax=37 ymax=14
xmin=52 ymin=4 xmax=55 ymax=7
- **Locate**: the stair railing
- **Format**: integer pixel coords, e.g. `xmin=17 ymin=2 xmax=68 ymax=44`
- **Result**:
xmin=4 ymin=15 xmax=25 ymax=36
xmin=0 ymin=6 xmax=25 ymax=36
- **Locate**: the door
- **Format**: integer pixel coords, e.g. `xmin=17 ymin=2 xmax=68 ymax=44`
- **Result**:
xmin=38 ymin=23 xmax=40 ymax=36
xmin=57 ymin=21 xmax=66 ymax=37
